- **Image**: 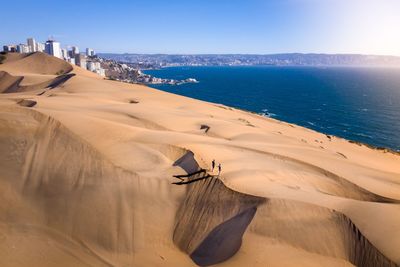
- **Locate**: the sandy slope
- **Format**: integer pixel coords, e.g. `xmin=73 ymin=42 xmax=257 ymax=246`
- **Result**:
xmin=0 ymin=52 xmax=399 ymax=267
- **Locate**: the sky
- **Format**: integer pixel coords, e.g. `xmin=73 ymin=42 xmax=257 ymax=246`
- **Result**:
xmin=2 ymin=0 xmax=400 ymax=55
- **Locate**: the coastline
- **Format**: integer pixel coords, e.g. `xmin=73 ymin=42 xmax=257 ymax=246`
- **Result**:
xmin=1 ymin=53 xmax=400 ymax=267
xmin=144 ymin=65 xmax=400 ymax=152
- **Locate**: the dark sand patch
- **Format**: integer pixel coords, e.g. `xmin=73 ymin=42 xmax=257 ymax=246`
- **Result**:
xmin=17 ymin=99 xmax=37 ymax=107
xmin=200 ymin=124 xmax=210 ymax=133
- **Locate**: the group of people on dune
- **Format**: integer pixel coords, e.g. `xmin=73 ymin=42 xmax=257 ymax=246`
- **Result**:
xmin=211 ymin=159 xmax=222 ymax=177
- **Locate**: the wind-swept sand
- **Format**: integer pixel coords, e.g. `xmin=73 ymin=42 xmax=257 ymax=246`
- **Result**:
xmin=0 ymin=52 xmax=399 ymax=267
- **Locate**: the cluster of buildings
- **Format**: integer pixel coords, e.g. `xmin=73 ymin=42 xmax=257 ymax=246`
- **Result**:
xmin=100 ymin=58 xmax=198 ymax=85
xmin=3 ymin=38 xmax=105 ymax=77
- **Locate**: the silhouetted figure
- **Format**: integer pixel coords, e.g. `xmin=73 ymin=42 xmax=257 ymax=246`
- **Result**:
xmin=211 ymin=159 xmax=215 ymax=172
xmin=218 ymin=163 xmax=221 ymax=176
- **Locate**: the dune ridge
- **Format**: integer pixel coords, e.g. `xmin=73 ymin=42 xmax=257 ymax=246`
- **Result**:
xmin=0 ymin=53 xmax=74 ymax=94
xmin=0 ymin=52 xmax=72 ymax=75
xmin=0 ymin=71 xmax=23 ymax=93
xmin=0 ymin=52 xmax=399 ymax=266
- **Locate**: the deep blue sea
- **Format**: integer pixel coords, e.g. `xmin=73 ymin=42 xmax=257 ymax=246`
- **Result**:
xmin=144 ymin=66 xmax=400 ymax=151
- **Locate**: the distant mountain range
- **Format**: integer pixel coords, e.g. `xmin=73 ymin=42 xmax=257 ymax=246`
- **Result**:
xmin=98 ymin=53 xmax=400 ymax=68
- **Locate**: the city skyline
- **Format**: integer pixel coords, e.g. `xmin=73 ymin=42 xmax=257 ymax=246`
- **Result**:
xmin=2 ymin=36 xmax=106 ymax=77
xmin=1 ymin=0 xmax=400 ymax=56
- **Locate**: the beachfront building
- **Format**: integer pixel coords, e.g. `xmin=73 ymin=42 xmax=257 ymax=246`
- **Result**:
xmin=27 ymin=38 xmax=37 ymax=52
xmin=16 ymin=44 xmax=30 ymax=53
xmin=86 ymin=48 xmax=95 ymax=57
xmin=45 ymin=40 xmax=62 ymax=58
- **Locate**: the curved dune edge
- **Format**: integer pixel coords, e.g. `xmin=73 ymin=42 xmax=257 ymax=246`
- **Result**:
xmin=0 ymin=53 xmax=399 ymax=266
xmin=0 ymin=53 xmax=75 ymax=94
xmin=0 ymin=71 xmax=24 ymax=93
xmin=0 ymin=71 xmax=75 ymax=94
xmin=0 ymin=52 xmax=73 ymax=75
xmin=173 ymin=161 xmax=398 ymax=267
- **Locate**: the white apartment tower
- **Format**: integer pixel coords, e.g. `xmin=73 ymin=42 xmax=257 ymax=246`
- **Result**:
xmin=36 ymin=42 xmax=45 ymax=52
xmin=27 ymin=38 xmax=37 ymax=52
xmin=86 ymin=48 xmax=95 ymax=57
xmin=45 ymin=40 xmax=62 ymax=58
xmin=71 ymin=46 xmax=79 ymax=56
xmin=61 ymin=48 xmax=69 ymax=60
xmin=75 ymin=54 xmax=87 ymax=69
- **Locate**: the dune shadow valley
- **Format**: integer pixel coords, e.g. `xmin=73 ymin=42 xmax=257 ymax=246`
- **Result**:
xmin=0 ymin=52 xmax=400 ymax=267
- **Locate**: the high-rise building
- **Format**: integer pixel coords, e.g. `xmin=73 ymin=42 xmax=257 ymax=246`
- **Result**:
xmin=16 ymin=44 xmax=30 ymax=53
xmin=36 ymin=42 xmax=45 ymax=52
xmin=27 ymin=38 xmax=37 ymax=52
xmin=86 ymin=48 xmax=95 ymax=57
xmin=45 ymin=40 xmax=62 ymax=58
xmin=61 ymin=48 xmax=69 ymax=60
xmin=75 ymin=54 xmax=87 ymax=69
xmin=71 ymin=46 xmax=79 ymax=56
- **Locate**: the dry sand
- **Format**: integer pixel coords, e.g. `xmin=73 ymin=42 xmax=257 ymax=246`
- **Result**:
xmin=0 ymin=52 xmax=399 ymax=267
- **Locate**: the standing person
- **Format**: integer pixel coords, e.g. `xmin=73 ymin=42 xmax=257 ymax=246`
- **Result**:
xmin=218 ymin=163 xmax=222 ymax=177
xmin=211 ymin=159 xmax=215 ymax=172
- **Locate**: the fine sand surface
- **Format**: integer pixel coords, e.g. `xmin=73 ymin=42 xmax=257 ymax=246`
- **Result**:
xmin=0 ymin=52 xmax=399 ymax=267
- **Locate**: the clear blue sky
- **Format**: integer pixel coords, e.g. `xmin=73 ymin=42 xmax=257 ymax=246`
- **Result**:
xmin=2 ymin=0 xmax=400 ymax=55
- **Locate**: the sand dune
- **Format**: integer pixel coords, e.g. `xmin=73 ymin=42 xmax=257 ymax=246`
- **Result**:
xmin=0 ymin=53 xmax=74 ymax=94
xmin=0 ymin=52 xmax=72 ymax=75
xmin=0 ymin=52 xmax=399 ymax=267
xmin=0 ymin=71 xmax=23 ymax=93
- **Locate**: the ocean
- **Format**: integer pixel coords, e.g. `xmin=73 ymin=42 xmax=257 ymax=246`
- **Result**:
xmin=144 ymin=66 xmax=400 ymax=151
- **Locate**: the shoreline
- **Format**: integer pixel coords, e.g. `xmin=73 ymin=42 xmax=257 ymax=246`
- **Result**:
xmin=141 ymin=64 xmax=400 ymax=71
xmin=1 ymin=53 xmax=400 ymax=267
xmin=233 ymin=105 xmax=400 ymax=155
xmin=141 ymin=70 xmax=400 ymax=153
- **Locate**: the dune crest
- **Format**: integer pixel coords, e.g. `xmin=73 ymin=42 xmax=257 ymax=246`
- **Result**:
xmin=0 ymin=53 xmax=75 ymax=94
xmin=0 ymin=52 xmax=72 ymax=75
xmin=0 ymin=71 xmax=23 ymax=93
xmin=0 ymin=53 xmax=399 ymax=267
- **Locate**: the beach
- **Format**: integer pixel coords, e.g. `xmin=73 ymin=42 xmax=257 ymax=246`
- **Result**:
xmin=0 ymin=52 xmax=399 ymax=267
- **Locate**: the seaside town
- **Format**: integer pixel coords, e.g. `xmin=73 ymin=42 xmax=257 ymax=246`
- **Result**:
xmin=2 ymin=38 xmax=198 ymax=85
